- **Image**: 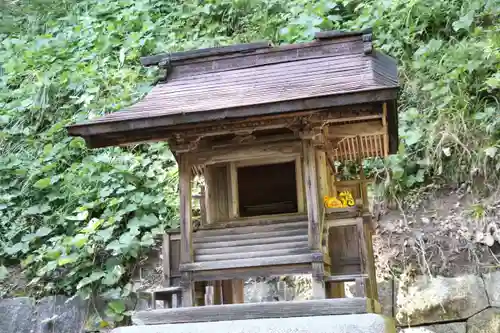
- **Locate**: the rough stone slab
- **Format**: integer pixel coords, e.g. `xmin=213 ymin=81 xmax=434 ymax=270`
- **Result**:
xmin=114 ymin=313 xmax=396 ymax=333
xmin=395 ymin=274 xmax=489 ymax=326
xmin=378 ymin=279 xmax=394 ymax=318
xmin=0 ymin=297 xmax=36 ymax=333
xmin=35 ymin=295 xmax=89 ymax=333
xmin=467 ymin=308 xmax=500 ymax=333
xmin=482 ymin=271 xmax=500 ymax=307
xmin=399 ymin=322 xmax=466 ymax=333
xmin=0 ymin=295 xmax=89 ymax=333
xmin=133 ymin=298 xmax=371 ymax=325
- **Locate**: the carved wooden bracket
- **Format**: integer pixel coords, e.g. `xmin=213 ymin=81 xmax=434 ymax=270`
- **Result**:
xmin=169 ymin=136 xmax=202 ymax=153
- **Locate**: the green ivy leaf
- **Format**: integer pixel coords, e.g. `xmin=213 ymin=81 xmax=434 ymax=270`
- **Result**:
xmin=35 ymin=226 xmax=53 ymax=238
xmin=405 ymin=130 xmax=422 ymax=146
xmin=140 ymin=232 xmax=154 ymax=246
xmin=102 ymin=265 xmax=124 ymax=286
xmin=5 ymin=242 xmax=28 ymax=255
xmin=57 ymin=253 xmax=79 ymax=266
xmin=70 ymin=234 xmax=88 ymax=248
xmin=108 ymin=300 xmax=126 ymax=314
xmin=452 ymin=11 xmax=474 ymax=32
xmin=25 ymin=204 xmax=50 ymax=215
xmin=76 ymin=271 xmax=106 ymax=289
xmin=97 ymin=228 xmax=114 ymax=242
xmin=33 ymin=177 xmax=51 ymax=189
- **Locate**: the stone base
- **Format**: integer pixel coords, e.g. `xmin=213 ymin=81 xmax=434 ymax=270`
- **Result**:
xmin=113 ymin=313 xmax=396 ymax=333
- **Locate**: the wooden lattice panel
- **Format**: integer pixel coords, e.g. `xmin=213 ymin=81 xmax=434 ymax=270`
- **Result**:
xmin=330 ymin=134 xmax=387 ymax=162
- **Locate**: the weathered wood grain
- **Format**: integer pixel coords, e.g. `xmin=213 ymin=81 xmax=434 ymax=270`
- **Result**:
xmin=227 ymin=162 xmax=239 ymax=218
xmin=178 ymin=154 xmax=193 ymax=307
xmin=325 ymin=273 xmax=369 ymax=283
xmin=311 ymin=261 xmax=326 ymax=299
xmin=133 ymin=298 xmax=371 ymax=325
xmin=194 ymin=216 xmax=307 ymax=235
xmin=195 ymin=247 xmax=310 ymax=262
xmin=194 ymin=235 xmax=308 ymax=249
xmin=69 ymin=88 xmax=397 ymax=146
xmin=195 ymin=241 xmax=308 ymax=256
xmin=178 ymin=154 xmax=193 ymax=264
xmin=192 ymin=263 xmax=312 ymax=281
xmin=180 ymin=253 xmax=322 ymax=271
xmin=162 ymin=234 xmax=171 ymax=286
xmin=302 ymin=139 xmax=321 ymax=250
xmin=140 ymin=41 xmax=272 ymax=67
xmin=190 ymin=140 xmax=302 ymax=165
xmin=193 ymin=226 xmax=307 ymax=243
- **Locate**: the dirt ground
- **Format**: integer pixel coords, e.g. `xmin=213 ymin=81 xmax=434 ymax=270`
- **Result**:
xmin=373 ymin=186 xmax=500 ymax=280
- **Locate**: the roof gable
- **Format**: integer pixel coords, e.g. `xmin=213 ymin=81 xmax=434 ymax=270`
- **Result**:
xmin=67 ymin=29 xmax=399 ymax=147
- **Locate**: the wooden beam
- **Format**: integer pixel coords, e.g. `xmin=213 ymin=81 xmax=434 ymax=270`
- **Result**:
xmin=363 ymin=214 xmax=379 ymax=302
xmin=180 ymin=253 xmax=323 ymax=271
xmin=315 ymin=150 xmax=329 ymax=251
xmin=192 ymin=263 xmax=312 ymax=282
xmin=140 ymin=41 xmax=272 ymax=67
xmin=133 ymin=298 xmax=372 ymax=325
xmin=179 ymin=154 xmax=193 ymax=264
xmin=203 ymin=167 xmax=214 ymax=224
xmin=227 ymin=162 xmax=239 ymax=218
xmin=326 ymin=121 xmax=383 ymax=138
xmin=162 ymin=234 xmax=171 ymax=287
xmin=232 ymin=280 xmax=245 ymax=304
xmin=190 ymin=140 xmax=302 ymax=165
xmin=209 ymin=133 xmax=298 ymax=150
xmin=178 ymin=154 xmax=194 ymax=306
xmin=295 ymin=156 xmax=305 ymax=213
xmin=221 ymin=280 xmax=234 ymax=304
xmin=302 ymin=139 xmax=321 ymax=250
xmin=311 ymin=261 xmax=326 ymax=299
xmin=194 ymin=214 xmax=307 ymax=233
xmin=382 ymin=102 xmax=389 ymax=156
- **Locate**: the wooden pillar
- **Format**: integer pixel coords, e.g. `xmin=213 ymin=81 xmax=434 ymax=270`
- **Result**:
xmin=213 ymin=281 xmax=223 ymax=305
xmin=203 ymin=166 xmax=224 ymax=306
xmin=221 ymin=280 xmax=234 ymax=304
xmin=316 ymin=150 xmax=329 ymax=252
xmin=363 ymin=214 xmax=379 ymax=302
xmin=302 ymin=137 xmax=325 ymax=299
xmin=179 ymin=154 xmax=194 ymax=307
xmin=162 ymin=234 xmax=171 ymax=287
xmin=302 ymin=139 xmax=321 ymax=250
xmin=194 ymin=282 xmax=205 ymax=306
xmin=231 ymin=280 xmax=245 ymax=304
xmin=382 ymin=102 xmax=389 ymax=156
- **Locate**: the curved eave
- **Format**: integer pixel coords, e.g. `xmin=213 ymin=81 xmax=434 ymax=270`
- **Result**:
xmin=67 ymin=86 xmax=399 ymax=149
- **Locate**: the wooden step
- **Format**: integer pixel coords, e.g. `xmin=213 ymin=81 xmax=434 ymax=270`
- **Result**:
xmin=132 ymin=298 xmax=371 ymax=325
xmin=194 ymin=235 xmax=308 ymax=249
xmin=195 ymin=247 xmax=311 ymax=262
xmin=194 ymin=218 xmax=307 ymax=237
xmin=325 ymin=273 xmax=368 ymax=283
xmin=193 ymin=227 xmax=307 ymax=243
xmin=195 ymin=241 xmax=309 ymax=255
xmin=181 ymin=253 xmax=322 ymax=271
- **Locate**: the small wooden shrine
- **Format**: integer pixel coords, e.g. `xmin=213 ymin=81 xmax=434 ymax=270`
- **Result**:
xmin=68 ymin=29 xmax=399 ymax=312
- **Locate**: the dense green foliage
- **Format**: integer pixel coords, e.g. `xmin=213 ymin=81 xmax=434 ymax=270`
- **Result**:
xmin=0 ymin=0 xmax=499 ymax=325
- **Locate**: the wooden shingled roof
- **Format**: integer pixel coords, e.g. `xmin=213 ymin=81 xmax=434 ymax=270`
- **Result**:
xmin=67 ymin=29 xmax=399 ymax=148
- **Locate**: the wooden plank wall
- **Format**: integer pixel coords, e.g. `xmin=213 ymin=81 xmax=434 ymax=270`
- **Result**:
xmin=204 ymin=164 xmax=244 ymax=304
xmin=205 ymin=165 xmax=230 ymax=224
